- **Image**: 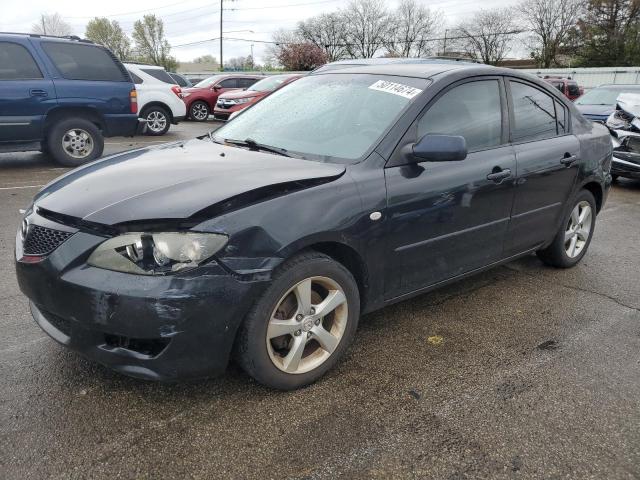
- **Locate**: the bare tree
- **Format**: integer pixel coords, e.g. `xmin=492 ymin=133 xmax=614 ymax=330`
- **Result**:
xmin=32 ymin=13 xmax=72 ymax=37
xmin=132 ymin=15 xmax=178 ymax=71
xmin=384 ymin=0 xmax=443 ymax=57
xmin=519 ymin=0 xmax=584 ymax=67
xmin=455 ymin=9 xmax=518 ymax=64
xmin=298 ymin=12 xmax=349 ymax=61
xmin=343 ymin=0 xmax=389 ymax=58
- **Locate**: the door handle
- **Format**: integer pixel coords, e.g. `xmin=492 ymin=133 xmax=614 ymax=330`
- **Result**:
xmin=560 ymin=154 xmax=578 ymax=166
xmin=486 ymin=168 xmax=512 ymax=183
xmin=29 ymin=89 xmax=48 ymax=97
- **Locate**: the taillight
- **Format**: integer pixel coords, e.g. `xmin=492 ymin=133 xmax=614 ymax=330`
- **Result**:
xmin=130 ymin=89 xmax=138 ymax=114
xmin=171 ymin=85 xmax=183 ymax=99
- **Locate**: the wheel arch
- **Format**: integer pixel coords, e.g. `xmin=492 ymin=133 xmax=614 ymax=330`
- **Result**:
xmin=578 ymin=180 xmax=604 ymax=213
xmin=44 ymin=107 xmax=105 ymax=137
xmin=140 ymin=101 xmax=174 ymax=122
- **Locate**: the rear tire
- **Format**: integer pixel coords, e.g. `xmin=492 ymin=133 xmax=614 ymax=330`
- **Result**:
xmin=189 ymin=101 xmax=210 ymax=122
xmin=236 ymin=251 xmax=360 ymax=390
xmin=141 ymin=106 xmax=170 ymax=136
xmin=46 ymin=118 xmax=104 ymax=167
xmin=536 ymin=190 xmax=596 ymax=268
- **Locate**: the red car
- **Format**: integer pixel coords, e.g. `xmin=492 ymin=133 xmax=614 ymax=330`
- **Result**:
xmin=542 ymin=76 xmax=584 ymax=101
xmin=183 ymin=74 xmax=263 ymax=121
xmin=213 ymin=74 xmax=302 ymax=120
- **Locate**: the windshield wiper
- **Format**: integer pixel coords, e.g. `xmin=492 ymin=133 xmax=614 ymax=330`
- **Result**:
xmin=224 ymin=138 xmax=292 ymax=157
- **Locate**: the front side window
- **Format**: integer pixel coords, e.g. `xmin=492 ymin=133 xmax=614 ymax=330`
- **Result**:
xmin=214 ymin=73 xmax=428 ymax=162
xmin=219 ymin=78 xmax=238 ymax=88
xmin=238 ymin=78 xmax=258 ymax=88
xmin=0 ymin=42 xmax=42 ymax=80
xmin=417 ymin=80 xmax=503 ymax=152
xmin=141 ymin=68 xmax=176 ymax=84
xmin=510 ymin=81 xmax=558 ymax=142
xmin=42 ymin=42 xmax=127 ymax=81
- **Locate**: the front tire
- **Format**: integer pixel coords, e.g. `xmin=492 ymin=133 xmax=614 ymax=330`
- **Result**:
xmin=536 ymin=190 xmax=596 ymax=268
xmin=46 ymin=118 xmax=104 ymax=167
xmin=236 ymin=251 xmax=360 ymax=390
xmin=141 ymin=106 xmax=170 ymax=136
xmin=189 ymin=101 xmax=210 ymax=122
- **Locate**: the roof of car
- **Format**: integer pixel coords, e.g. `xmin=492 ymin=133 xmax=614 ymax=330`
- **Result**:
xmin=310 ymin=62 xmax=497 ymax=79
xmin=0 ymin=32 xmax=94 ymax=44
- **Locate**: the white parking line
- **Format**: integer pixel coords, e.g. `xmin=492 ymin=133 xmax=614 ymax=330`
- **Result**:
xmin=0 ymin=185 xmax=45 ymax=190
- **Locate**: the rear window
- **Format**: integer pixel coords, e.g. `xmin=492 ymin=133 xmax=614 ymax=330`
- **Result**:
xmin=41 ymin=42 xmax=127 ymax=81
xmin=238 ymin=77 xmax=259 ymax=88
xmin=0 ymin=42 xmax=42 ymax=80
xmin=141 ymin=68 xmax=176 ymax=84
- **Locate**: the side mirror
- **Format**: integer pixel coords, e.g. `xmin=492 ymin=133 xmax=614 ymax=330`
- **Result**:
xmin=212 ymin=85 xmax=221 ymax=91
xmin=410 ymin=134 xmax=467 ymax=163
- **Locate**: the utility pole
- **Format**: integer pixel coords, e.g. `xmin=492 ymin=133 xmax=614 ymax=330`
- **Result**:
xmin=220 ymin=0 xmax=224 ymax=71
xmin=442 ymin=29 xmax=448 ymax=56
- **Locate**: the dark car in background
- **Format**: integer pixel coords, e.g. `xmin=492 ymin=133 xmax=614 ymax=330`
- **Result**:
xmin=213 ymin=74 xmax=301 ymax=120
xmin=542 ymin=76 xmax=583 ymax=101
xmin=182 ymin=74 xmax=263 ymax=121
xmin=0 ymin=33 xmax=138 ymax=166
xmin=15 ymin=64 xmax=611 ymax=390
xmin=576 ymin=84 xmax=640 ymax=122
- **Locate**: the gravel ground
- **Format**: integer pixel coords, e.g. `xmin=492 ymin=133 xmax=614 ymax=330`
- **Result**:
xmin=1 ymin=122 xmax=639 ymax=479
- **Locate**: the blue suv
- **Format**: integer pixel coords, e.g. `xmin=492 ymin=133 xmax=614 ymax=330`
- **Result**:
xmin=0 ymin=33 xmax=138 ymax=166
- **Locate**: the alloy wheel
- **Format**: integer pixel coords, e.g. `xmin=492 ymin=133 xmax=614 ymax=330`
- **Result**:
xmin=191 ymin=103 xmax=209 ymax=121
xmin=266 ymin=276 xmax=348 ymax=374
xmin=146 ymin=111 xmax=168 ymax=133
xmin=61 ymin=128 xmax=94 ymax=159
xmin=564 ymin=201 xmax=592 ymax=258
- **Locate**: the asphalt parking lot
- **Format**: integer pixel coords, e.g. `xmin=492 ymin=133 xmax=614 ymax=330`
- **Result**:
xmin=1 ymin=122 xmax=639 ymax=479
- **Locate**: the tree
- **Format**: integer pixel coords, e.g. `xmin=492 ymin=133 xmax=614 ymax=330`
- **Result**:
xmin=224 ymin=56 xmax=254 ymax=71
xmin=276 ymin=43 xmax=328 ymax=71
xmin=519 ymin=0 xmax=584 ymax=67
xmin=576 ymin=0 xmax=640 ymax=66
xmin=193 ymin=54 xmax=218 ymax=64
xmin=85 ymin=18 xmax=131 ymax=60
xmin=455 ymin=9 xmax=517 ymax=65
xmin=343 ymin=0 xmax=390 ymax=58
xmin=384 ymin=0 xmax=442 ymax=57
xmin=32 ymin=13 xmax=72 ymax=37
xmin=265 ymin=29 xmax=303 ymax=68
xmin=298 ymin=12 xmax=349 ymax=62
xmin=132 ymin=15 xmax=178 ymax=71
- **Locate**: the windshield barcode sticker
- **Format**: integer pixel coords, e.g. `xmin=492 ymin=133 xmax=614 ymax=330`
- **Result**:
xmin=368 ymin=80 xmax=422 ymax=99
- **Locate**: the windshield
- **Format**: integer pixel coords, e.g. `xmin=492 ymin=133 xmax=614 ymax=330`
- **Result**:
xmin=249 ymin=75 xmax=296 ymax=92
xmin=194 ymin=75 xmax=225 ymax=88
xmin=213 ymin=73 xmax=428 ymax=163
xmin=576 ymin=86 xmax=640 ymax=105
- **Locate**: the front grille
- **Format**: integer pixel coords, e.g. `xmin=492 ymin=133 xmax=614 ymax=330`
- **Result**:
xmin=23 ymin=225 xmax=73 ymax=256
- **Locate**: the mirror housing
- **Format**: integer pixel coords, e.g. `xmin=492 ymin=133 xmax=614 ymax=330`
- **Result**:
xmin=212 ymin=85 xmax=221 ymax=91
xmin=410 ymin=134 xmax=467 ymax=163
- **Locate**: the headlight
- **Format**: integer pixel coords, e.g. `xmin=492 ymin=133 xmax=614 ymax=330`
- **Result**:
xmin=88 ymin=232 xmax=227 ymax=275
xmin=236 ymin=97 xmax=252 ymax=104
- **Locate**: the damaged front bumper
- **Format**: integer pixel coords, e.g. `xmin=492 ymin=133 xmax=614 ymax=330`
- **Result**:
xmin=611 ymin=130 xmax=640 ymax=178
xmin=15 ymin=216 xmax=269 ymax=381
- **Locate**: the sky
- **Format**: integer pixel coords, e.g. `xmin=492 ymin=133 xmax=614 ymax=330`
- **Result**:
xmin=1 ymin=0 xmax=522 ymax=65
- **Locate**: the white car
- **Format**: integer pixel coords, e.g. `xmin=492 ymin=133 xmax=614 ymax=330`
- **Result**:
xmin=124 ymin=63 xmax=187 ymax=136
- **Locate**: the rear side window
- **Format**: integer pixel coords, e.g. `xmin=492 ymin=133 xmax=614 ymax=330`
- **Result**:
xmin=141 ymin=68 xmax=176 ymax=84
xmin=510 ymin=81 xmax=558 ymax=142
xmin=239 ymin=78 xmax=258 ymax=88
xmin=417 ymin=80 xmax=503 ymax=152
xmin=170 ymin=73 xmax=187 ymax=87
xmin=128 ymin=70 xmax=143 ymax=84
xmin=41 ymin=42 xmax=127 ymax=81
xmin=219 ymin=78 xmax=238 ymax=88
xmin=0 ymin=42 xmax=42 ymax=80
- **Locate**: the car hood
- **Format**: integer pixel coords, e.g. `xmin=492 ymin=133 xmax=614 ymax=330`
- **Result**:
xmin=575 ymin=104 xmax=614 ymax=116
xmin=34 ymin=138 xmax=345 ymax=226
xmin=218 ymin=90 xmax=265 ymax=100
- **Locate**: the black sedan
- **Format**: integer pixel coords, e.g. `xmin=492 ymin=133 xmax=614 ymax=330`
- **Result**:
xmin=15 ymin=63 xmax=612 ymax=390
